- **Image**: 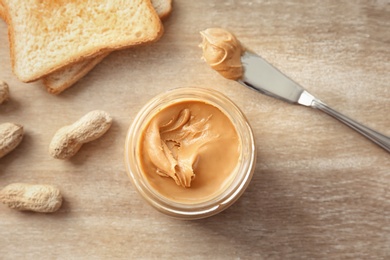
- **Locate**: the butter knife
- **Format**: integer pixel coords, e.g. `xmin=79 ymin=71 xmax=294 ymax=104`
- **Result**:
xmin=239 ymin=51 xmax=390 ymax=153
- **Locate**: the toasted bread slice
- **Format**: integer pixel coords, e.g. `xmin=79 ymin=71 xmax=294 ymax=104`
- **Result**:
xmin=0 ymin=0 xmax=172 ymax=94
xmin=2 ymin=0 xmax=163 ymax=82
xmin=42 ymin=0 xmax=172 ymax=95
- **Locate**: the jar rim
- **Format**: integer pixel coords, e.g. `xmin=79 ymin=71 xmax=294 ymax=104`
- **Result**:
xmin=124 ymin=87 xmax=256 ymax=219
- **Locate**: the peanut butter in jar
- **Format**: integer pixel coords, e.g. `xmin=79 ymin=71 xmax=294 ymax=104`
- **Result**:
xmin=125 ymin=87 xmax=256 ymax=219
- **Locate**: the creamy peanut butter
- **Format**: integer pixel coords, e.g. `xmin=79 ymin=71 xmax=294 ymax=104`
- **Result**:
xmin=200 ymin=28 xmax=244 ymax=80
xmin=138 ymin=100 xmax=241 ymax=204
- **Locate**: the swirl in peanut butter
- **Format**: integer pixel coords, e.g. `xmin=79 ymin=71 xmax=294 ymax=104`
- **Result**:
xmin=140 ymin=101 xmax=240 ymax=199
xmin=200 ymin=28 xmax=244 ymax=80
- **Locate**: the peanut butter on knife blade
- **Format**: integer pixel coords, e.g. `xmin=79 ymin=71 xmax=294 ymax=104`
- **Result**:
xmin=200 ymin=28 xmax=244 ymax=80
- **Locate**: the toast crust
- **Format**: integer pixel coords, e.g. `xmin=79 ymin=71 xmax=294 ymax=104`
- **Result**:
xmin=43 ymin=53 xmax=110 ymax=94
xmin=0 ymin=2 xmax=7 ymax=22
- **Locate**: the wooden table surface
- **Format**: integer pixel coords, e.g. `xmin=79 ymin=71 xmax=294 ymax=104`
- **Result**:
xmin=1 ymin=1 xmax=389 ymax=259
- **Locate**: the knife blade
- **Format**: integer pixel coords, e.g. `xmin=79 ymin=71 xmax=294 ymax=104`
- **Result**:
xmin=237 ymin=51 xmax=390 ymax=153
xmin=238 ymin=51 xmax=315 ymax=106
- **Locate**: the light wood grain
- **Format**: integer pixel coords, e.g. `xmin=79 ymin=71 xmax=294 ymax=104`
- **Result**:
xmin=1 ymin=1 xmax=389 ymax=259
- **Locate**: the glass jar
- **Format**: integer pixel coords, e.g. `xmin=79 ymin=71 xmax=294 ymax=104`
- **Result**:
xmin=124 ymin=87 xmax=256 ymax=220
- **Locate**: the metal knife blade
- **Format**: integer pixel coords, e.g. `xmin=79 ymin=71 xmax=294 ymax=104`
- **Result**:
xmin=238 ymin=51 xmax=315 ymax=107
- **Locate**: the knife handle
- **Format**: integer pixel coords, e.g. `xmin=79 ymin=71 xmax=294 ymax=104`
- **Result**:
xmin=312 ymin=99 xmax=390 ymax=153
